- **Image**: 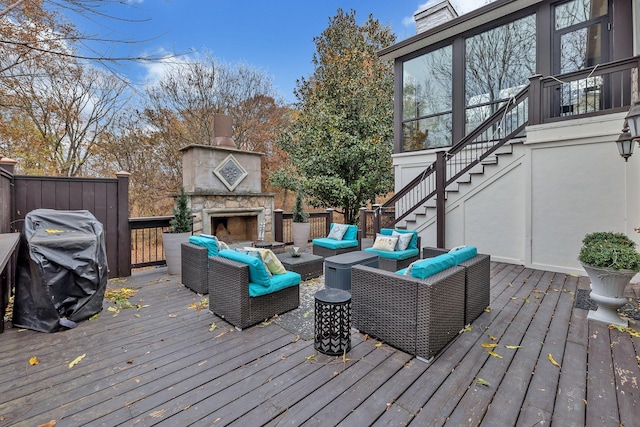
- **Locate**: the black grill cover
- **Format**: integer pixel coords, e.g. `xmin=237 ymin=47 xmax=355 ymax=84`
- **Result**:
xmin=13 ymin=209 xmax=108 ymax=332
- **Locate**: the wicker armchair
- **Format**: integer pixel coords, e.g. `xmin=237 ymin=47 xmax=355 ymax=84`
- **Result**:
xmin=208 ymin=256 xmax=300 ymax=330
xmin=351 ymin=264 xmax=466 ymax=362
xmin=181 ymin=242 xmax=210 ymax=294
xmin=423 ymin=247 xmax=491 ymax=325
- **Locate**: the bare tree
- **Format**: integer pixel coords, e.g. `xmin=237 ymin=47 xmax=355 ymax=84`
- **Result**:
xmin=1 ymin=52 xmax=128 ymax=176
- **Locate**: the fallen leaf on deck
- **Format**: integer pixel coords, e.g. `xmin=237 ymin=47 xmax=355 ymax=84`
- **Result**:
xmin=37 ymin=420 xmax=56 ymax=427
xmin=69 ymin=354 xmax=86 ymax=368
xmin=505 ymin=345 xmax=522 ymax=349
xmin=303 ymin=311 xmax=311 ymax=318
xmin=481 ymin=343 xmax=498 ymax=348
xmin=291 ymin=335 xmax=300 ymax=343
xmin=168 ymin=314 xmax=177 ymax=318
xmin=29 ymin=356 xmax=39 ymax=365
xmin=305 ymin=354 xmax=316 ymax=361
xmin=488 ymin=350 xmax=503 ymax=358
xmin=462 ymin=324 xmax=472 ymax=333
xmin=487 ymin=334 xmax=497 ymax=341
xmin=209 ymin=322 xmax=217 ymax=332
xmin=375 ymin=342 xmax=383 ymax=347
xmin=476 ymin=378 xmax=490 ymax=386
xmin=484 ymin=307 xmax=492 ymax=312
xmin=548 ymin=353 xmax=561 ymax=368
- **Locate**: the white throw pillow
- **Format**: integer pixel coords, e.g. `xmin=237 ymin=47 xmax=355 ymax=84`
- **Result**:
xmin=448 ymin=245 xmax=468 ymax=253
xmin=392 ymin=231 xmax=413 ymax=251
xmin=404 ymin=259 xmax=421 ymax=276
xmin=372 ymin=233 xmax=399 ymax=252
xmin=327 ymin=223 xmax=349 ymax=240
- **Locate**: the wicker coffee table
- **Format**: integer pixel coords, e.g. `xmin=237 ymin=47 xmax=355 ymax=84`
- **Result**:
xmin=276 ymin=252 xmax=324 ymax=281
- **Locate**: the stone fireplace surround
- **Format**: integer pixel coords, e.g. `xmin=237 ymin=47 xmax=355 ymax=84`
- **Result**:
xmin=180 ymin=142 xmax=275 ymax=244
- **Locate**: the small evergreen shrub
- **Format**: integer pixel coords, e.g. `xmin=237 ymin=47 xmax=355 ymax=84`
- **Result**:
xmin=169 ymin=187 xmax=193 ymax=233
xmin=292 ymin=192 xmax=308 ymax=223
xmin=578 ymin=231 xmax=640 ymax=271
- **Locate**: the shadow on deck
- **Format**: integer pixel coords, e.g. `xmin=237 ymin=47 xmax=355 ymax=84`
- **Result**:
xmin=1 ymin=262 xmax=639 ymax=426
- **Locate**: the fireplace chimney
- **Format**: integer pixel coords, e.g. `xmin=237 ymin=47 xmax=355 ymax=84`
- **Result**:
xmin=213 ymin=114 xmax=236 ymax=148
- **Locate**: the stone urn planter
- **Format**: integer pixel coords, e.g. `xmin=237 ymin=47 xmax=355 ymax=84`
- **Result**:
xmin=581 ymin=263 xmax=635 ymax=327
xmin=578 ymin=231 xmax=640 ymax=327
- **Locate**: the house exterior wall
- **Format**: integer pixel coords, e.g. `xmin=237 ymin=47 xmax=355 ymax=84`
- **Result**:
xmin=393 ymin=112 xmax=640 ymax=275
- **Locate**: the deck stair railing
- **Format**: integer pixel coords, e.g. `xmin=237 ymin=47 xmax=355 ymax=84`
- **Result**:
xmin=374 ymin=84 xmax=530 ymax=247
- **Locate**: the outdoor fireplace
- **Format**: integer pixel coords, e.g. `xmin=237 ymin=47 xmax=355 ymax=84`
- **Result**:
xmin=180 ymin=116 xmax=274 ymax=243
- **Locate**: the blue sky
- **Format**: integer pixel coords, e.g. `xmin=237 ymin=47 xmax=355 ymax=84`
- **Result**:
xmin=80 ymin=0 xmax=488 ymax=103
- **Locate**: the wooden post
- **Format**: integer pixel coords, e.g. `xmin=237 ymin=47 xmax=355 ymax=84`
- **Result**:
xmin=274 ymin=209 xmax=284 ymax=243
xmin=372 ymin=203 xmax=382 ymax=236
xmin=116 ymin=171 xmax=131 ymax=277
xmin=325 ymin=208 xmax=334 ymax=235
xmin=528 ymin=74 xmax=543 ymax=125
xmin=436 ymin=152 xmax=446 ymax=249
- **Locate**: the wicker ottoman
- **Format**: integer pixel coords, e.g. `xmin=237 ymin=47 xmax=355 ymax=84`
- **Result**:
xmin=314 ymin=288 xmax=351 ymax=355
xmin=276 ymin=252 xmax=323 ymax=281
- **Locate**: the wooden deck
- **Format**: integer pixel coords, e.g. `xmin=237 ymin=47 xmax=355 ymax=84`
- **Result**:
xmin=1 ymin=262 xmax=639 ymax=426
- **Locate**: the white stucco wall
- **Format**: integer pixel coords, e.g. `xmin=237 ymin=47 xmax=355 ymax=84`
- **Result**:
xmin=392 ymin=113 xmax=640 ymax=275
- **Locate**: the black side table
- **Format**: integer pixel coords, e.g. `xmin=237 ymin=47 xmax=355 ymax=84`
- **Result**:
xmin=314 ymin=288 xmax=351 ymax=355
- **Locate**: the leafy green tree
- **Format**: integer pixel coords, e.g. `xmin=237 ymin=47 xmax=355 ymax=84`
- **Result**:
xmin=271 ymin=9 xmax=396 ymax=224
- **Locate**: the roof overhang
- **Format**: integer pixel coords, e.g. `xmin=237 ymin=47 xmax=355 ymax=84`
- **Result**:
xmin=379 ymin=0 xmax=544 ymax=61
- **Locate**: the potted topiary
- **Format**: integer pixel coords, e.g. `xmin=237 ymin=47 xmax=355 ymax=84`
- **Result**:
xmin=163 ymin=187 xmax=193 ymax=275
xmin=578 ymin=231 xmax=640 ymax=326
xmin=291 ymin=192 xmax=310 ymax=251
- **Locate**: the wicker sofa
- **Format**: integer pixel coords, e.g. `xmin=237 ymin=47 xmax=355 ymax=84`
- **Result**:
xmin=351 ymin=263 xmax=466 ymax=362
xmin=423 ymin=246 xmax=491 ymax=325
xmin=364 ymin=228 xmax=421 ymax=271
xmin=312 ymin=223 xmax=360 ymax=257
xmin=208 ymin=250 xmax=300 ymax=330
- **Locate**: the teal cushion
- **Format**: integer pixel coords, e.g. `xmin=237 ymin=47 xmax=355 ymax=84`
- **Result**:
xmin=250 ymin=271 xmax=301 ymax=297
xmin=312 ymin=237 xmax=358 ymax=250
xmin=364 ymin=247 xmax=419 ymax=260
xmin=219 ymin=249 xmax=271 ymax=287
xmin=343 ymin=224 xmax=359 ymax=241
xmin=380 ymin=228 xmax=418 ymax=250
xmin=189 ymin=235 xmax=219 ymax=257
xmin=411 ymin=254 xmax=456 ymax=279
xmin=449 ymin=246 xmax=478 ymax=264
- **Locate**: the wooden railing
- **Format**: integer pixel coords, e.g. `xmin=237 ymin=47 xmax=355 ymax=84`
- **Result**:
xmin=273 ymin=209 xmax=334 ymax=245
xmin=129 ymin=216 xmax=174 ymax=269
xmin=364 ymin=55 xmax=640 ymax=247
xmin=130 ymin=210 xmax=337 ymax=270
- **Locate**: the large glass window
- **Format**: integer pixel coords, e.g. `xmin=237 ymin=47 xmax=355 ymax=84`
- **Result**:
xmin=553 ymin=0 xmax=609 ymax=115
xmin=402 ymin=45 xmax=452 ymax=151
xmin=465 ymin=14 xmax=536 ymax=135
xmin=555 ymin=0 xmax=608 ymax=73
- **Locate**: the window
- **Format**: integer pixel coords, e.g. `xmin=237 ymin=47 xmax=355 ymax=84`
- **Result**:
xmin=553 ymin=0 xmax=610 ymax=115
xmin=401 ymin=45 xmax=452 ymax=151
xmin=465 ymin=14 xmax=536 ymax=135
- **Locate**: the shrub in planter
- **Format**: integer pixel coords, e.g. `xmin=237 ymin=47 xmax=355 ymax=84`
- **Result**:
xmin=578 ymin=231 xmax=640 ymax=271
xmin=291 ymin=192 xmax=310 ymax=250
xmin=169 ymin=187 xmax=193 ymax=233
xmin=164 ymin=187 xmax=193 ymax=275
xmin=578 ymin=231 xmax=640 ymax=326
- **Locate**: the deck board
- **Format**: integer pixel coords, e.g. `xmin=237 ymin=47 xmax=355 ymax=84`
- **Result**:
xmin=1 ymin=263 xmax=639 ymax=426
